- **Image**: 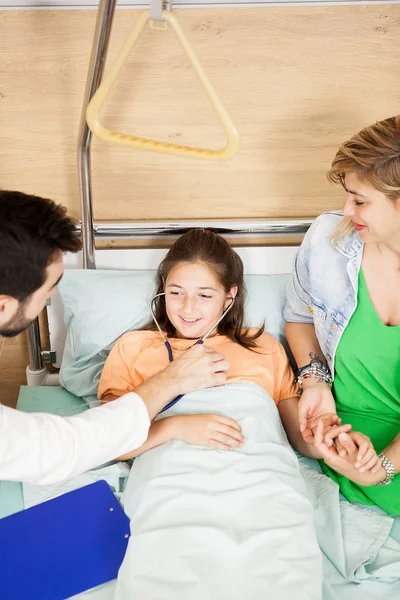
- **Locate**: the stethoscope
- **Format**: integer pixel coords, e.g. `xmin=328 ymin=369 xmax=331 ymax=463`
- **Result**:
xmin=150 ymin=293 xmax=235 ymax=413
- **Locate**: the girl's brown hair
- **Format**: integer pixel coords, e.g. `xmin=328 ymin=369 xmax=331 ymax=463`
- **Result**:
xmin=328 ymin=115 xmax=400 ymax=242
xmin=145 ymin=229 xmax=264 ymax=351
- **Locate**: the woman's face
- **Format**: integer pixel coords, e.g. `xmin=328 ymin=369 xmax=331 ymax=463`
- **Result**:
xmin=342 ymin=172 xmax=400 ymax=245
xmin=164 ymin=261 xmax=237 ymax=339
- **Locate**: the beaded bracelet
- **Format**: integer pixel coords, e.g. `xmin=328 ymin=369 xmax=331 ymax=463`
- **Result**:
xmin=297 ymin=360 xmax=333 ymax=390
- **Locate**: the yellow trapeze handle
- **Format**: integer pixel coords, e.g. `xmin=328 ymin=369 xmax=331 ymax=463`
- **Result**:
xmin=86 ymin=10 xmax=239 ymax=161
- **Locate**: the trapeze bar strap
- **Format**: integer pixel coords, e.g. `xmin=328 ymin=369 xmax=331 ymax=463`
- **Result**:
xmin=150 ymin=0 xmax=163 ymax=22
xmin=86 ymin=10 xmax=240 ymax=162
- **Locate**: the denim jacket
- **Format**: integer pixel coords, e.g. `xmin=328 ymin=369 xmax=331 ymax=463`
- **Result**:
xmin=284 ymin=211 xmax=363 ymax=377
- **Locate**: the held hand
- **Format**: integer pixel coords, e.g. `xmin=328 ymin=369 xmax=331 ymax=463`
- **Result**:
xmin=298 ymin=383 xmax=340 ymax=444
xmin=314 ymin=422 xmax=386 ymax=486
xmin=164 ymin=344 xmax=230 ymax=396
xmin=172 ymin=414 xmax=245 ymax=450
xmin=308 ymin=413 xmax=344 ymax=437
xmin=323 ymin=427 xmax=381 ymax=473
xmin=352 ymin=431 xmax=382 ymax=473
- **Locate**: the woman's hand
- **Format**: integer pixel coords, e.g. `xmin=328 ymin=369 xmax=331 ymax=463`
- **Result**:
xmin=298 ymin=381 xmax=340 ymax=444
xmin=314 ymin=422 xmax=386 ymax=486
xmin=170 ymin=414 xmax=245 ymax=450
xmin=323 ymin=427 xmax=381 ymax=473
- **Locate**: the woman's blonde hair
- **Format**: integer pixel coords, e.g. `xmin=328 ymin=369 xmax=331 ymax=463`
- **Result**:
xmin=328 ymin=115 xmax=400 ymax=243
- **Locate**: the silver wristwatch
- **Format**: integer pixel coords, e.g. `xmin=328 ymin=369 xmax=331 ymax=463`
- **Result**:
xmin=375 ymin=452 xmax=395 ymax=486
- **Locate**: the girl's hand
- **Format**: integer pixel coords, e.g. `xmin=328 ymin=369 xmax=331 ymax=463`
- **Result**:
xmin=308 ymin=413 xmax=345 ymax=438
xmin=171 ymin=414 xmax=245 ymax=450
xmin=298 ymin=383 xmax=340 ymax=444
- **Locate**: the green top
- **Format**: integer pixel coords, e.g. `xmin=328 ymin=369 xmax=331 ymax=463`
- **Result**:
xmin=321 ymin=268 xmax=400 ymax=516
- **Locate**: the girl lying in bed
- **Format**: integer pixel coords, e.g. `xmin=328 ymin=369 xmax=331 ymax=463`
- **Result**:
xmin=98 ymin=228 xmax=376 ymax=471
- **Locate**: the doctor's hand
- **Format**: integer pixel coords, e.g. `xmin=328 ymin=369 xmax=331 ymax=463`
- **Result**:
xmin=298 ymin=381 xmax=340 ymax=444
xmin=164 ymin=344 xmax=230 ymax=396
xmin=136 ymin=345 xmax=230 ymax=420
xmin=170 ymin=414 xmax=245 ymax=450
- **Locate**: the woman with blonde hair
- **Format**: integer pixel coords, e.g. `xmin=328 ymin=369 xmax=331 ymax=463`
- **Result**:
xmin=285 ymin=115 xmax=400 ymax=516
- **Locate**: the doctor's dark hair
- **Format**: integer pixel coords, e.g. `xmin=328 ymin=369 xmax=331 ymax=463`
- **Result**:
xmin=0 ymin=190 xmax=81 ymax=302
xmin=146 ymin=229 xmax=265 ymax=351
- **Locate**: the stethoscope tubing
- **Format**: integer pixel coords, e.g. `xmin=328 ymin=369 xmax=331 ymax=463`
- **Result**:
xmin=159 ymin=339 xmax=204 ymax=413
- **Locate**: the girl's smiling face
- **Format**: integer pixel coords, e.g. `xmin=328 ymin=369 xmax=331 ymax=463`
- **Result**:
xmin=165 ymin=261 xmax=237 ymax=339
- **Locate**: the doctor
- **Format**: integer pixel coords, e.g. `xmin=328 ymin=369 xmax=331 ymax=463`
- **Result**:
xmin=0 ymin=190 xmax=230 ymax=485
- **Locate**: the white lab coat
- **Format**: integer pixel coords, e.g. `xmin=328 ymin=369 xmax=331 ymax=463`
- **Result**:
xmin=0 ymin=393 xmax=150 ymax=485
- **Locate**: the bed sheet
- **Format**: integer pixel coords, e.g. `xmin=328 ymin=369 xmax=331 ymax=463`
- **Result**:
xmin=1 ymin=385 xmax=399 ymax=600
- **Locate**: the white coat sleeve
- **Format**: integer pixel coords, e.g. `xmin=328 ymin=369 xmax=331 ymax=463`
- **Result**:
xmin=0 ymin=392 xmax=150 ymax=485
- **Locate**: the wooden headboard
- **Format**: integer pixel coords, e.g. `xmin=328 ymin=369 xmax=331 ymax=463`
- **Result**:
xmin=0 ymin=3 xmax=399 ymax=404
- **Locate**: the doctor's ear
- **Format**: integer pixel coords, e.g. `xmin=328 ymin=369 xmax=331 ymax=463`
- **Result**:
xmin=0 ymin=295 xmax=18 ymax=312
xmin=0 ymin=295 xmax=19 ymax=324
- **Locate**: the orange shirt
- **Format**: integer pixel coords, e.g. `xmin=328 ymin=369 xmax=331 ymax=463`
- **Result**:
xmin=98 ymin=330 xmax=298 ymax=405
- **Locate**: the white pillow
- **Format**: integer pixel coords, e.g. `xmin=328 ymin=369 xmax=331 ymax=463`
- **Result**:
xmin=58 ymin=270 xmax=289 ymax=401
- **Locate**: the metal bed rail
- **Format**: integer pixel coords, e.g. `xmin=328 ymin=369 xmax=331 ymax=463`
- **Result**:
xmin=74 ymin=219 xmax=314 ymax=239
xmin=26 ymin=217 xmax=313 ymax=375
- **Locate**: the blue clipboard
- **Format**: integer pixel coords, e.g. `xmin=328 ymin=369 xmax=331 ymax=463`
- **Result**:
xmin=0 ymin=480 xmax=131 ymax=600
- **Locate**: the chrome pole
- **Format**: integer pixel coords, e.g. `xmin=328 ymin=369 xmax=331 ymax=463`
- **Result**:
xmin=77 ymin=0 xmax=118 ymax=269
xmin=26 ymin=319 xmax=44 ymax=371
xmin=25 ymin=0 xmax=118 ymax=379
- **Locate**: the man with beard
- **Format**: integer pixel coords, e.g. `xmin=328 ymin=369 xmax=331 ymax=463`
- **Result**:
xmin=0 ymin=191 xmax=229 ymax=484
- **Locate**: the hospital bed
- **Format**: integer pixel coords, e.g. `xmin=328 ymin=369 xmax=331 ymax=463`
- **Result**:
xmin=2 ymin=0 xmax=400 ymax=597
xmin=2 ymin=250 xmax=400 ymax=600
